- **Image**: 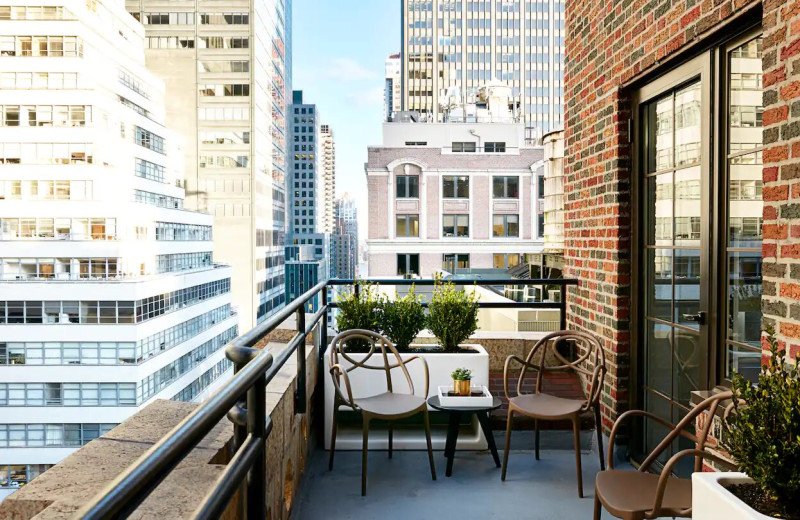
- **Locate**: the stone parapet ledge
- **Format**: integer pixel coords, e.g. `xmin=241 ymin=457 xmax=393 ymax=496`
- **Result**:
xmin=0 ymin=343 xmax=319 ymax=520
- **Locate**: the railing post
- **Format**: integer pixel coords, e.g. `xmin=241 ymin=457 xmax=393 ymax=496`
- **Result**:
xmin=559 ymin=282 xmax=568 ymax=331
xmin=354 ymin=281 xmax=360 ymax=300
xmin=295 ymin=307 xmax=306 ymax=414
xmin=247 ymin=372 xmax=267 ymax=520
xmin=320 ymin=287 xmax=328 ymax=363
xmin=226 ymin=345 xmax=259 ymax=451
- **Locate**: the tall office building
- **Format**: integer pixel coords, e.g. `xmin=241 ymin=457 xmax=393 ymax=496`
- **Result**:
xmin=319 ymin=124 xmax=335 ymax=233
xmin=332 ymin=194 xmax=358 ymax=280
xmin=289 ymin=91 xmax=319 ymax=235
xmin=384 ymin=53 xmax=401 ymax=122
xmin=401 ymin=0 xmax=564 ymax=142
xmin=0 ymin=0 xmax=237 ymax=498
xmin=125 ymin=0 xmax=292 ymax=329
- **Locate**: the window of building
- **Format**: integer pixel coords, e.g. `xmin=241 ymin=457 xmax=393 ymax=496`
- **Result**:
xmin=484 ymin=141 xmax=506 ymax=152
xmin=396 ymin=214 xmax=419 ymax=237
xmin=397 ymin=254 xmax=419 ymax=276
xmin=443 ymin=254 xmax=469 ymax=272
xmin=404 ymin=141 xmax=427 ymax=146
xmin=443 ymin=214 xmax=469 ymax=237
xmin=493 ymin=214 xmax=519 ymax=237
xmin=493 ymin=176 xmax=519 ymax=198
xmin=451 ymin=141 xmax=477 ymax=152
xmin=442 ymin=176 xmax=469 ymax=198
xmin=538 ymin=175 xmax=545 ymax=199
xmin=493 ymin=254 xmax=522 ymax=269
xmin=396 ymin=174 xmax=419 ymax=198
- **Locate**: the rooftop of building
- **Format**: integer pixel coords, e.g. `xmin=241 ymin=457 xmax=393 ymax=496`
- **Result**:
xmin=366 ymin=146 xmax=544 ymax=170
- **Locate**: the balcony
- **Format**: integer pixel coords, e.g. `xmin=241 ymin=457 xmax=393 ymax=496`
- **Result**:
xmin=0 ymin=277 xmax=628 ymax=520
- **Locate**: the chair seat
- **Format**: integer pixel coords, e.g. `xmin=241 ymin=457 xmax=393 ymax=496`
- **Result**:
xmin=595 ymin=470 xmax=692 ymax=518
xmin=508 ymin=393 xmax=583 ymax=419
xmin=353 ymin=392 xmax=426 ymax=417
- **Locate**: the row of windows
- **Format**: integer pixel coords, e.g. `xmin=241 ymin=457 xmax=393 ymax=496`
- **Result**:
xmin=173 ymin=358 xmax=232 ymax=402
xmin=0 ymin=71 xmax=78 ymax=89
xmin=0 ymin=279 xmax=230 ymax=325
xmin=395 ymin=175 xmax=522 ymax=199
xmin=199 ymin=84 xmax=249 ymax=97
xmin=0 ymin=5 xmax=67 ymax=20
xmin=145 ymin=36 xmax=195 ymax=49
xmin=0 ymin=340 xmax=134 ymax=365
xmin=119 ymin=96 xmax=151 ymax=119
xmin=0 ymin=217 xmax=116 ymax=240
xmin=155 ymin=222 xmax=212 ymax=241
xmin=0 ymin=424 xmax=115 ymax=449
xmin=138 ymin=305 xmax=232 ymax=362
xmin=394 ymin=213 xmax=521 ymax=238
xmin=0 ymin=180 xmax=92 ymax=201
xmin=0 ymin=465 xmax=52 ymax=489
xmin=200 ymin=154 xmax=249 ymax=168
xmin=0 ymin=142 xmax=92 ymax=165
xmin=0 ymin=257 xmax=120 ymax=281
xmin=0 ymin=105 xmax=89 ymax=127
xmin=139 ymin=327 xmax=237 ymax=402
xmin=135 ymin=158 xmax=166 ymax=183
xmin=396 ymin=252 xmax=528 ymax=275
xmin=134 ymin=190 xmax=182 ymax=210
xmin=119 ymin=69 xmax=150 ymax=99
xmin=198 ymin=36 xmax=249 ymax=49
xmin=200 ymin=130 xmax=250 ymax=144
xmin=0 ymin=35 xmax=82 ymax=57
xmin=199 ymin=60 xmax=249 ymax=73
xmin=155 ymin=252 xmax=213 ymax=274
xmin=0 ymin=382 xmax=137 ymax=407
xmin=198 ymin=107 xmax=249 ymax=121
xmin=135 ymin=12 xmax=250 ymax=25
xmin=134 ymin=126 xmax=165 ymax=154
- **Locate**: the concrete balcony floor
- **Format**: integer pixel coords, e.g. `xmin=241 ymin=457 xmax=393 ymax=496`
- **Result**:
xmin=292 ymin=431 xmax=657 ymax=520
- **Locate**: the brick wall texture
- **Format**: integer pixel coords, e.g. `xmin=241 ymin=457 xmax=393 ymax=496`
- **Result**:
xmin=563 ymin=0 xmax=761 ymax=432
xmin=761 ymin=0 xmax=800 ymax=359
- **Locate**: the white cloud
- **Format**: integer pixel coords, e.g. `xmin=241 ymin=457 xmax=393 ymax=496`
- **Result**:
xmin=345 ymin=86 xmax=385 ymax=108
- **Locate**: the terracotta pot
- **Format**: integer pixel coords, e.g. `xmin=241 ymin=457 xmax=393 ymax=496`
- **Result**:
xmin=453 ymin=379 xmax=471 ymax=396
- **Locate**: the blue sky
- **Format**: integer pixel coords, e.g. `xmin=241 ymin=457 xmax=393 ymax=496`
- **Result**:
xmin=291 ymin=0 xmax=399 ymax=236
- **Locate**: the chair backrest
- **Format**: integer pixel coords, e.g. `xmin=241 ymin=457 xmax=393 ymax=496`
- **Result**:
xmin=511 ymin=330 xmax=606 ymax=412
xmin=639 ymin=390 xmax=734 ymax=473
xmin=329 ymin=329 xmax=416 ymax=396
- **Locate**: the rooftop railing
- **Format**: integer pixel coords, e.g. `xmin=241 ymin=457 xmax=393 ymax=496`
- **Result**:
xmin=75 ymin=277 xmax=577 ymax=519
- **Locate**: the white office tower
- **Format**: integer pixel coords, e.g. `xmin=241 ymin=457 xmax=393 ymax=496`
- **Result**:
xmin=0 ymin=0 xmax=238 ymax=498
xmin=320 ymin=124 xmax=336 ymax=234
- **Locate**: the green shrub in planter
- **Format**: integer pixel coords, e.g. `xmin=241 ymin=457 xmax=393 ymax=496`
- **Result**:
xmin=380 ymin=286 xmax=425 ymax=352
xmin=426 ymin=276 xmax=479 ymax=353
xmin=723 ymin=328 xmax=800 ymax=517
xmin=335 ymin=283 xmax=384 ymax=350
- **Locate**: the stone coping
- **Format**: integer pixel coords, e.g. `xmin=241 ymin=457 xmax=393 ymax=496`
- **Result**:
xmin=0 ymin=342 xmax=316 ymax=520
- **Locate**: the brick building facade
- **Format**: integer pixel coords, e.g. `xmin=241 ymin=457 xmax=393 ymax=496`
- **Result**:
xmin=562 ymin=0 xmax=796 ymax=465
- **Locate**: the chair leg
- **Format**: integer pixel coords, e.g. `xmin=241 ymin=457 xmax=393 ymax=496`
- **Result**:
xmin=501 ymin=409 xmax=513 ymax=481
xmin=594 ymin=405 xmax=605 ymax=471
xmin=388 ymin=421 xmax=393 ymax=459
xmin=423 ymin=408 xmax=437 ymax=481
xmin=362 ymin=416 xmax=371 ymax=496
xmin=328 ymin=408 xmax=338 ymax=471
xmin=534 ymin=419 xmax=540 ymax=461
xmin=593 ymin=494 xmax=601 ymax=520
xmin=572 ymin=416 xmax=583 ymax=498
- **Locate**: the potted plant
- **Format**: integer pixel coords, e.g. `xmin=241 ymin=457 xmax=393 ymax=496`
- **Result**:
xmin=379 ymin=286 xmax=425 ymax=352
xmin=334 ymin=282 xmax=383 ymax=351
xmin=692 ymin=329 xmax=800 ymax=520
xmin=451 ymin=367 xmax=472 ymax=396
xmin=426 ymin=276 xmax=479 ymax=353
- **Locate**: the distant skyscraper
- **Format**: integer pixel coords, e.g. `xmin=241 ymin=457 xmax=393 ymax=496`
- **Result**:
xmin=401 ymin=0 xmax=564 ymax=142
xmin=125 ymin=0 xmax=292 ymax=329
xmin=289 ymin=91 xmax=320 ymax=236
xmin=0 ymin=0 xmax=237 ymax=498
xmin=332 ymin=195 xmax=358 ymax=280
xmin=320 ymin=125 xmax=336 ymax=234
xmin=385 ymin=53 xmax=401 ymax=121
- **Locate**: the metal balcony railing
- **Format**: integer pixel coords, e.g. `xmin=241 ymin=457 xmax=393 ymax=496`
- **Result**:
xmin=76 ymin=277 xmax=578 ymax=519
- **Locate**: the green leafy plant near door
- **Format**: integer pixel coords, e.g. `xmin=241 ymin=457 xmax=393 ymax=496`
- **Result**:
xmin=722 ymin=327 xmax=800 ymax=519
xmin=426 ymin=275 xmax=479 ymax=353
xmin=379 ymin=286 xmax=425 ymax=352
xmin=335 ymin=282 xmax=383 ymax=350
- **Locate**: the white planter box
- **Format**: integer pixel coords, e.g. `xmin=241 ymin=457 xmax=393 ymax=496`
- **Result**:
xmin=324 ymin=343 xmax=490 ymax=450
xmin=692 ymin=472 xmax=773 ymax=520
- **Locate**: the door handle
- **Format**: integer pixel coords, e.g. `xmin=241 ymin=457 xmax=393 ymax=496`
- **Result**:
xmin=681 ymin=312 xmax=706 ymax=325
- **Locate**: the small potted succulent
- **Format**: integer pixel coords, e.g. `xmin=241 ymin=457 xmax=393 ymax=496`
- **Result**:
xmin=451 ymin=367 xmax=472 ymax=396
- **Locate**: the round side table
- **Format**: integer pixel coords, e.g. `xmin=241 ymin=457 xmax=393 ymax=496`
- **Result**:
xmin=427 ymin=395 xmax=503 ymax=477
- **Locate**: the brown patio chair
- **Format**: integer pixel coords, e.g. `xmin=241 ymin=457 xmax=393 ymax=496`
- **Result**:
xmin=328 ymin=329 xmax=437 ymax=496
xmin=501 ymin=330 xmax=606 ymax=497
xmin=593 ymin=390 xmax=734 ymax=520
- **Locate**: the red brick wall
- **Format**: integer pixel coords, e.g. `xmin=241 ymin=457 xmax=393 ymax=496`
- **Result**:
xmin=563 ymin=0 xmax=761 ymax=433
xmin=762 ymin=0 xmax=800 ymax=358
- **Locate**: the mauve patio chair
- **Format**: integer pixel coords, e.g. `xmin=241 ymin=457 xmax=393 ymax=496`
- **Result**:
xmin=593 ymin=390 xmax=734 ymax=520
xmin=501 ymin=330 xmax=607 ymax=498
xmin=328 ymin=329 xmax=437 ymax=496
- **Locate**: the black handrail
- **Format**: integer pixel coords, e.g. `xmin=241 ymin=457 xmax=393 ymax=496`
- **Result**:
xmin=74 ymin=277 xmax=577 ymax=519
